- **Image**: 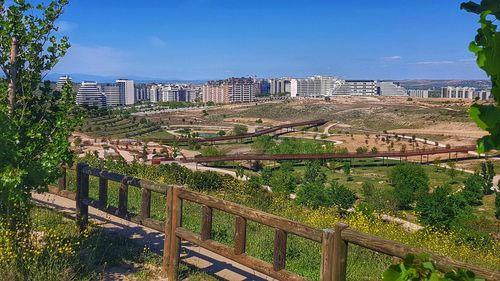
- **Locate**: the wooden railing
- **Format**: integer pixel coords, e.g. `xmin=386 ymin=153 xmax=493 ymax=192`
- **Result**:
xmin=48 ymin=163 xmax=500 ymax=281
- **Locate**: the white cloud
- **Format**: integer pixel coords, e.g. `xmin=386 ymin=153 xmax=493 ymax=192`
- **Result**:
xmin=147 ymin=36 xmax=167 ymax=48
xmin=56 ymin=20 xmax=78 ymax=32
xmin=383 ymin=55 xmax=402 ymax=60
xmin=53 ymin=44 xmax=132 ymax=76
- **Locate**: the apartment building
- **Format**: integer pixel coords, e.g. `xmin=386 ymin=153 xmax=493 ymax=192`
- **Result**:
xmin=270 ymin=77 xmax=291 ymax=95
xmin=202 ymin=77 xmax=256 ymax=103
xmin=440 ymin=87 xmax=475 ymax=99
xmin=76 ymin=81 xmax=107 ymax=108
xmin=116 ymin=79 xmax=135 ymax=105
xmin=290 ymin=76 xmax=343 ymax=97
xmin=102 ymin=85 xmax=121 ymax=107
xmin=407 ymin=89 xmax=429 ymax=98
xmin=378 ymin=82 xmax=407 ymax=96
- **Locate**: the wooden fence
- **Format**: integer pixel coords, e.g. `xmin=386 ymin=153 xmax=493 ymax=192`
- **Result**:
xmin=49 ymin=163 xmax=500 ymax=281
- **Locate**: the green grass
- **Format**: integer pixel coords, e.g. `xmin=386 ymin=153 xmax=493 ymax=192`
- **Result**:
xmin=140 ymin=130 xmax=176 ymax=141
xmin=62 ymin=169 xmax=390 ymax=280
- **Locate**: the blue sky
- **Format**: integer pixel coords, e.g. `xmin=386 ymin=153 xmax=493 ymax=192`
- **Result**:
xmin=50 ymin=0 xmax=486 ymax=80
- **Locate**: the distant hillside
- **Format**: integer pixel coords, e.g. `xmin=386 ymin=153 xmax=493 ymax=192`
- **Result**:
xmin=394 ymin=80 xmax=491 ymax=90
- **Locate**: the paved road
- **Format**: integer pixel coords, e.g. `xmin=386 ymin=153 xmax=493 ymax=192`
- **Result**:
xmin=32 ymin=192 xmax=274 ymax=281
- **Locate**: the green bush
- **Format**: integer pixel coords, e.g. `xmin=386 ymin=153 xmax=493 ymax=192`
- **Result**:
xmin=296 ymin=183 xmax=326 ymax=208
xmin=325 ymin=181 xmax=357 ymax=212
xmin=362 ymin=181 xmax=375 ymax=198
xmin=232 ymin=124 xmax=248 ymax=135
xmin=303 ymin=160 xmax=326 ymax=185
xmin=415 ymin=185 xmax=471 ymax=230
xmin=187 ymin=171 xmax=225 ymax=191
xmin=383 ymin=253 xmax=482 ymax=281
xmin=390 ymin=164 xmax=429 ymax=210
xmin=462 ymin=174 xmax=485 ymax=206
xmin=479 ymin=161 xmax=495 ymax=195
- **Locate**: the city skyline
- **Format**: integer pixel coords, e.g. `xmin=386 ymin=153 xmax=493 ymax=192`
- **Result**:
xmin=52 ymin=0 xmax=486 ymax=80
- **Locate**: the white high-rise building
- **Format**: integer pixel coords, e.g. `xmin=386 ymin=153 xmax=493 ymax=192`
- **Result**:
xmin=441 ymin=87 xmax=475 ymax=99
xmin=378 ymin=82 xmax=407 ymax=96
xmin=56 ymin=75 xmax=72 ymax=91
xmin=116 ymin=79 xmax=135 ymax=105
xmin=150 ymin=84 xmax=160 ymax=103
xmin=76 ymin=81 xmax=106 ymax=108
xmin=269 ymin=78 xmax=291 ymax=95
xmin=290 ymin=76 xmax=343 ymax=97
xmin=330 ymin=80 xmax=378 ymax=96
xmin=407 ymin=89 xmax=429 ymax=98
xmin=103 ymin=85 xmax=121 ymax=107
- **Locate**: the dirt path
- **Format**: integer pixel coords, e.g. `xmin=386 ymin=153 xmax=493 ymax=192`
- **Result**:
xmin=32 ymin=192 xmax=274 ymax=281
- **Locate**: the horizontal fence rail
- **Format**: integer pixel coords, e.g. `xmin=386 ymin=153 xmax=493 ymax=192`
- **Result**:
xmin=182 ymin=145 xmax=476 ymax=163
xmin=45 ymin=163 xmax=500 ymax=281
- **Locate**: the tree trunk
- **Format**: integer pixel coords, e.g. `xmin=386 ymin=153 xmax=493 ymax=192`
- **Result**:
xmin=8 ymin=37 xmax=18 ymax=115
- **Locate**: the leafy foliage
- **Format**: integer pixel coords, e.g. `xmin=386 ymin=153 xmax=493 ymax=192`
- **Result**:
xmin=479 ymin=161 xmax=495 ymax=194
xmin=0 ymin=0 xmax=77 ymax=245
xmin=390 ymin=164 xmax=430 ymax=209
xmin=416 ymin=185 xmax=472 ymax=230
xmin=383 ymin=253 xmax=484 ymax=281
xmin=462 ymin=174 xmax=485 ymax=205
xmin=461 ymin=1 xmax=500 ymax=152
xmin=232 ymin=124 xmax=248 ymax=135
xmin=296 ymin=180 xmax=356 ymax=211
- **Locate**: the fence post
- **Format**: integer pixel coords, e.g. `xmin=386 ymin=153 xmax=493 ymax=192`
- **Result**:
xmin=234 ymin=216 xmax=247 ymax=255
xmin=76 ymin=163 xmax=89 ymax=232
xmin=273 ymin=229 xmax=287 ymax=271
xmin=320 ymin=229 xmax=335 ymax=281
xmin=332 ymin=223 xmax=349 ymax=281
xmin=201 ymin=205 xmax=212 ymax=241
xmin=118 ymin=178 xmax=129 ymax=217
xmin=167 ymin=187 xmax=182 ymax=281
xmin=58 ymin=166 xmax=66 ymax=191
xmin=162 ymin=186 xmax=173 ymax=277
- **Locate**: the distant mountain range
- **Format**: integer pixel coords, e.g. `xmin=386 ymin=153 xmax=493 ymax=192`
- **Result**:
xmin=394 ymin=79 xmax=491 ymax=90
xmin=45 ymin=73 xmax=207 ymax=84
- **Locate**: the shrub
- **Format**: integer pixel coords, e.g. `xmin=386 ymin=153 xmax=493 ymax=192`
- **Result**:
xmin=479 ymin=161 xmax=495 ymax=195
xmin=415 ymin=185 xmax=471 ymax=230
xmin=217 ymin=130 xmax=226 ymax=136
xmin=390 ymin=164 xmax=429 ymax=210
xmin=462 ymin=174 xmax=485 ymax=206
xmin=303 ymin=160 xmax=326 ymax=185
xmin=383 ymin=253 xmax=481 ymax=281
xmin=296 ymin=183 xmax=327 ymax=208
xmin=187 ymin=171 xmax=225 ymax=191
xmin=325 ymin=181 xmax=357 ymax=212
xmin=356 ymin=146 xmax=368 ymax=154
xmin=362 ymin=181 xmax=375 ymax=198
xmin=255 ymin=118 xmax=263 ymax=123
xmin=232 ymin=124 xmax=248 ymax=135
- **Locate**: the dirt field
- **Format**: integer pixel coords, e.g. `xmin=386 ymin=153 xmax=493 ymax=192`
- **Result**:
xmin=146 ymin=97 xmax=480 ymax=146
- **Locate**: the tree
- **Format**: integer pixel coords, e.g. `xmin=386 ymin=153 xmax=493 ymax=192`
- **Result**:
xmin=462 ymin=173 xmax=485 ymax=205
xmin=232 ymin=124 xmax=248 ymax=135
xmin=303 ymin=160 xmax=326 ymax=185
xmin=296 ymin=182 xmax=327 ymax=208
xmin=0 ymin=0 xmax=76 ymax=239
xmin=217 ymin=130 xmax=226 ymax=136
xmin=479 ymin=161 xmax=495 ymax=194
xmin=416 ymin=185 xmax=471 ymax=229
xmin=325 ymin=181 xmax=357 ymax=212
xmin=461 ymin=1 xmax=500 ymax=152
xmin=389 ymin=164 xmax=429 ymax=209
xmin=371 ymin=146 xmax=379 ymax=154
